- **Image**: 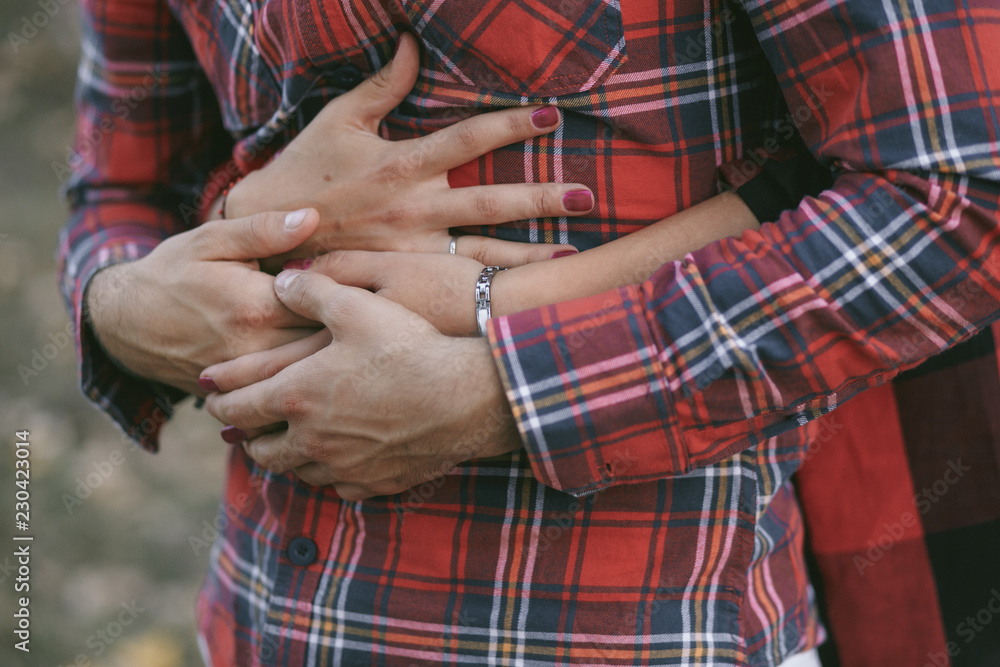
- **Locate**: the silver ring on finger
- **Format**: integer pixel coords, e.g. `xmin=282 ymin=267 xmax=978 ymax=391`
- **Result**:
xmin=449 ymin=236 xmax=458 ymax=255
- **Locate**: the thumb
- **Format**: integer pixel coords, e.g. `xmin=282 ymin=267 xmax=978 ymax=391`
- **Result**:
xmin=197 ymin=209 xmax=319 ymax=262
xmin=345 ymin=32 xmax=420 ymax=129
xmin=273 ymin=269 xmax=372 ymax=334
xmin=456 ymin=236 xmax=579 ymax=267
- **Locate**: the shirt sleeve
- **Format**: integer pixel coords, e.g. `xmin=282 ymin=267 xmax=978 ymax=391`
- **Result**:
xmin=57 ymin=0 xmax=231 ymax=451
xmin=720 ymin=133 xmax=835 ymax=225
xmin=488 ymin=0 xmax=1000 ymax=496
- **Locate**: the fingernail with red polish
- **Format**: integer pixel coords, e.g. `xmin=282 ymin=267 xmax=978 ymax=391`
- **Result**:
xmin=221 ymin=426 xmax=247 ymax=445
xmin=562 ymin=190 xmax=594 ymax=212
xmin=550 ymin=250 xmax=579 ymax=259
xmin=530 ymin=105 xmax=560 ymax=129
xmin=198 ymin=376 xmax=220 ymax=393
xmin=283 ymin=258 xmax=312 ymax=270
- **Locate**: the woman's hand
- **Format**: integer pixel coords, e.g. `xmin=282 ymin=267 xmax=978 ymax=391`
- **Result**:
xmin=284 ymin=247 xmax=608 ymax=337
xmin=197 ymin=193 xmax=763 ymax=457
xmin=276 ymin=191 xmax=763 ymax=337
xmin=287 ymin=250 xmax=487 ymax=336
xmin=224 ymin=33 xmax=592 ymax=270
xmin=86 ymin=209 xmax=323 ymax=395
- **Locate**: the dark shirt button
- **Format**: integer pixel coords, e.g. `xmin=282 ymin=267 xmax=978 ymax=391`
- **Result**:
xmin=330 ymin=65 xmax=363 ymax=89
xmin=287 ymin=536 xmax=317 ymax=566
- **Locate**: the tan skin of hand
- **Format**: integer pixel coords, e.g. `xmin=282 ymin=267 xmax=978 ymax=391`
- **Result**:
xmin=201 ymin=194 xmax=761 ymax=500
xmin=279 ymin=191 xmax=760 ymax=336
xmin=85 ymin=33 xmax=598 ymax=396
xmin=214 ymin=33 xmax=586 ymax=272
xmin=85 ymin=209 xmax=324 ymax=396
xmin=87 ymin=31 xmax=762 ymax=495
xmin=206 ymin=270 xmax=521 ymax=500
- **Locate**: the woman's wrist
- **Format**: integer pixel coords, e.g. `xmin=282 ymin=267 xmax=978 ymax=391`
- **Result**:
xmin=485 ymin=191 xmax=761 ymax=323
xmin=488 ymin=257 xmax=585 ymax=320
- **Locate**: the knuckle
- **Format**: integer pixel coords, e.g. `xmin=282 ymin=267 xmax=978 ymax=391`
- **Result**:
xmin=224 ymin=402 xmax=252 ymax=429
xmin=475 ymin=192 xmax=503 ymax=220
xmin=466 ymin=238 xmax=492 ymax=265
xmin=246 ymin=212 xmax=273 ymax=246
xmin=230 ymin=303 xmax=270 ymax=337
xmin=221 ymin=337 xmax=249 ymax=363
xmin=505 ymin=111 xmax=525 ymax=138
xmin=291 ymin=466 xmax=312 ymax=484
xmin=189 ymin=224 xmax=224 ymax=258
xmin=369 ymin=67 xmax=392 ymax=91
xmin=215 ymin=402 xmax=247 ymax=428
xmin=279 ymin=280 xmax=312 ymax=313
xmin=259 ymin=357 xmax=286 ymax=382
xmin=333 ymin=469 xmax=358 ymax=490
xmin=265 ymin=448 xmax=291 ymax=474
xmin=316 ymin=249 xmax=347 ymax=275
xmin=301 ymin=436 xmax=327 ymax=462
xmin=392 ymin=467 xmax=424 ymax=492
xmin=453 ymin=122 xmax=482 ymax=152
xmin=243 ymin=439 xmax=264 ymax=462
xmin=381 ymin=205 xmax=409 ymax=228
xmin=295 ymin=468 xmax=324 ymax=487
xmin=531 ymin=187 xmax=552 ymax=218
xmin=256 ymin=449 xmax=287 ymax=474
xmin=280 ymin=391 xmax=310 ymax=421
xmin=374 ymin=154 xmax=414 ymax=184
xmin=336 ymin=485 xmax=367 ymax=502
xmin=403 ymin=143 xmax=428 ymax=172
xmin=208 ymin=401 xmax=230 ymax=426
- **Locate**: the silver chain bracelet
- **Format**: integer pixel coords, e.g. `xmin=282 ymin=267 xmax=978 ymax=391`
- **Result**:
xmin=475 ymin=266 xmax=508 ymax=337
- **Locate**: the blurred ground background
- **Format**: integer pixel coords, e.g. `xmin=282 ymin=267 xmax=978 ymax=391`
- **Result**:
xmin=0 ymin=2 xmax=227 ymax=665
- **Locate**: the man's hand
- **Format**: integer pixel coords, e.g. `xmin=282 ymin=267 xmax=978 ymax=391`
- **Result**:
xmin=225 ymin=32 xmax=591 ymax=270
xmin=85 ymin=210 xmax=323 ymax=395
xmin=203 ymin=270 xmax=522 ymax=500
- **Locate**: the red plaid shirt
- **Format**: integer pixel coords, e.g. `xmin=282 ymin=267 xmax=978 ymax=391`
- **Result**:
xmin=59 ymin=0 xmax=1000 ymax=665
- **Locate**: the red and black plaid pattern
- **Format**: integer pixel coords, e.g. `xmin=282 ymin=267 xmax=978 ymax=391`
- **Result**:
xmin=58 ymin=0 xmax=1000 ymax=665
xmin=407 ymin=0 xmax=626 ymax=96
xmin=797 ymin=326 xmax=1000 ymax=666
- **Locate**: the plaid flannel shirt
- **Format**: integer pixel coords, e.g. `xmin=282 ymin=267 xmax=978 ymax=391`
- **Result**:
xmin=58 ymin=0 xmax=1000 ymax=665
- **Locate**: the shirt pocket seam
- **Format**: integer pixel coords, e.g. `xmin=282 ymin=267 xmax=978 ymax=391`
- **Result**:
xmin=417 ymin=0 xmax=627 ymax=98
